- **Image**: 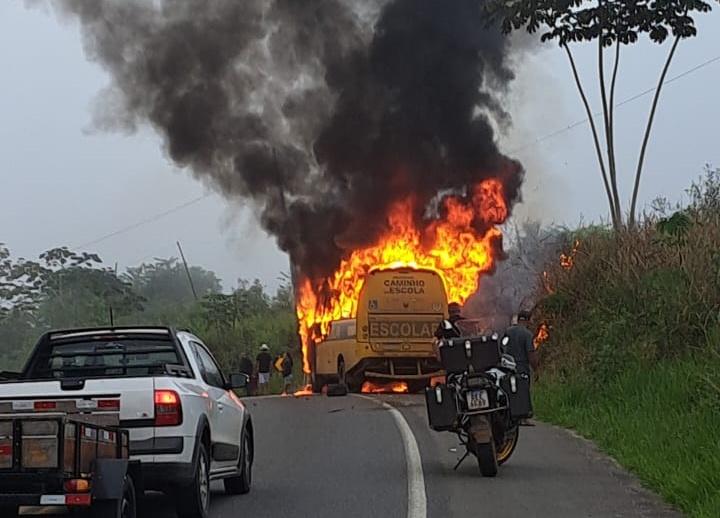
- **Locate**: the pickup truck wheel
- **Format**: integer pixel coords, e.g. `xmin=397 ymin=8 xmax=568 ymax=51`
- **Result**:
xmin=84 ymin=474 xmax=136 ymax=518
xmin=223 ymin=428 xmax=252 ymax=495
xmin=176 ymin=442 xmax=211 ymax=518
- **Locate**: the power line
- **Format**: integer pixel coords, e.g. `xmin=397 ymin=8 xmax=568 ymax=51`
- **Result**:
xmin=509 ymin=54 xmax=720 ymax=154
xmin=75 ymin=193 xmax=212 ymax=250
xmin=72 ymin=55 xmax=720 ymax=251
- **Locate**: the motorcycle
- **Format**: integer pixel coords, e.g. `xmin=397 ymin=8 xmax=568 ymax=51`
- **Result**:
xmin=425 ymin=320 xmax=532 ymax=476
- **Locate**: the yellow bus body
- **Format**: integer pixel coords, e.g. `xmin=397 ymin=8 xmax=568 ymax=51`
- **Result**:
xmin=312 ymin=268 xmax=448 ymax=391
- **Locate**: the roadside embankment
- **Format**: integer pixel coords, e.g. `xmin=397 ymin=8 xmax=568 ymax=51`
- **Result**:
xmin=533 ymin=170 xmax=720 ymax=517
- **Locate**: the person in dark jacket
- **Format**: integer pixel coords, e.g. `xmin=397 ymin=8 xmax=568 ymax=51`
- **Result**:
xmin=238 ymin=352 xmax=254 ymax=396
xmin=504 ymin=310 xmax=539 ymax=425
xmin=280 ymin=349 xmax=294 ymax=396
xmin=504 ymin=310 xmax=539 ymax=375
xmin=256 ymin=344 xmax=273 ymax=395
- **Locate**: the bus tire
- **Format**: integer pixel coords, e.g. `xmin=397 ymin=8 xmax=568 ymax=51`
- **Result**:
xmin=345 ymin=374 xmax=362 ymax=393
xmin=337 ymin=357 xmax=347 ymax=385
xmin=312 ymin=374 xmax=329 ymax=393
xmin=326 ymin=383 xmax=348 ymax=397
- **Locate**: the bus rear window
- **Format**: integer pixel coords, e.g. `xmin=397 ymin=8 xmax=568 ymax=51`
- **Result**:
xmin=25 ymin=339 xmax=181 ymax=380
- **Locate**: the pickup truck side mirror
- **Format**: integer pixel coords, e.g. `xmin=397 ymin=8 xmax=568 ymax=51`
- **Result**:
xmin=227 ymin=373 xmax=249 ymax=390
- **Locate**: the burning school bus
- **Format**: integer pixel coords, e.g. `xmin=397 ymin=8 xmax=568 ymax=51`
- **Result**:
xmin=295 ymin=178 xmax=512 ymax=394
xmin=309 ymin=268 xmax=448 ymax=392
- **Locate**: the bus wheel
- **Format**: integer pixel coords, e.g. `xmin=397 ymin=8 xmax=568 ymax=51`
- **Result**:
xmin=311 ymin=373 xmax=328 ymax=393
xmin=337 ymin=358 xmax=347 ymax=386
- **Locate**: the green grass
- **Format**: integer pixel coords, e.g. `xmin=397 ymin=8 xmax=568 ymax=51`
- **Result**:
xmin=535 ymin=355 xmax=720 ymax=517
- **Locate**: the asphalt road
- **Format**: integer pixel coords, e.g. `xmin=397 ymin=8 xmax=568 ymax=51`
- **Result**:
xmin=142 ymin=393 xmax=682 ymax=518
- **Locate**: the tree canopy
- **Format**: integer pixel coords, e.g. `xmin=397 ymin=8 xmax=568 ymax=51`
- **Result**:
xmin=0 ymin=245 xmax=297 ymax=373
xmin=487 ymin=0 xmax=717 ymax=227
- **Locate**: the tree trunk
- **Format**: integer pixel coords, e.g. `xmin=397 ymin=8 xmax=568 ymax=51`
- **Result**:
xmin=629 ymin=35 xmax=681 ymax=226
xmin=563 ymin=43 xmax=619 ymax=229
xmin=598 ymin=33 xmax=622 ymax=225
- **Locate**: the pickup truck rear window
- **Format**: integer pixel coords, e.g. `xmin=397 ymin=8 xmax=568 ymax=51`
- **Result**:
xmin=24 ymin=339 xmax=182 ymax=380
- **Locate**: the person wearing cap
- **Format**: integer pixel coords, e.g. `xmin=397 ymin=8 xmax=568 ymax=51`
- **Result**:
xmin=448 ymin=302 xmax=465 ymax=324
xmin=256 ymin=344 xmax=273 ymax=395
xmin=433 ymin=302 xmax=466 ymax=362
xmin=504 ymin=310 xmax=539 ymax=425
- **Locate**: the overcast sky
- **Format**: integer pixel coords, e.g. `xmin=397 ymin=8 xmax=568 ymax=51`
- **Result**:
xmin=1 ymin=2 xmax=719 ymax=292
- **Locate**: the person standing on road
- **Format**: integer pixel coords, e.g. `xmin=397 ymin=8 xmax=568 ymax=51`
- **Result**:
xmin=238 ymin=352 xmax=254 ymax=396
xmin=256 ymin=344 xmax=273 ymax=396
xmin=503 ymin=310 xmax=539 ymax=425
xmin=280 ymin=349 xmax=294 ymax=396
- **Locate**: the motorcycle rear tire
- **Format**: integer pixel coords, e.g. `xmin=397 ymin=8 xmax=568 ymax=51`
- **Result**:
xmin=497 ymin=426 xmax=519 ymax=466
xmin=475 ymin=440 xmax=498 ymax=477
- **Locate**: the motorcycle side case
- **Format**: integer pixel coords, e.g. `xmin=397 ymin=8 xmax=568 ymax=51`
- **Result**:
xmin=439 ymin=336 xmax=501 ymax=375
xmin=500 ymin=373 xmax=533 ymax=418
xmin=424 ymin=384 xmax=458 ymax=431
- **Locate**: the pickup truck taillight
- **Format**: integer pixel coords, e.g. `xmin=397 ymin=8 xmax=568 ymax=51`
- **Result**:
xmin=154 ymin=390 xmax=182 ymax=427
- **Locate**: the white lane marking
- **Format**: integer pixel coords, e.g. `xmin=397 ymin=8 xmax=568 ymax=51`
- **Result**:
xmin=355 ymin=395 xmax=427 ymax=518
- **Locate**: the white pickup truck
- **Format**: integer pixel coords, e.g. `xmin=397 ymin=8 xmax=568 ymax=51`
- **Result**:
xmin=0 ymin=326 xmax=253 ymax=518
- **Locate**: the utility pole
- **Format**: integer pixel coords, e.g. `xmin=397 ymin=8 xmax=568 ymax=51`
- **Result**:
xmin=176 ymin=241 xmax=198 ymax=300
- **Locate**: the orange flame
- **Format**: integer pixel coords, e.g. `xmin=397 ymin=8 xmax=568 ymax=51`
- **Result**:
xmin=296 ymin=179 xmax=508 ymax=373
xmin=361 ymin=381 xmax=409 ymax=394
xmin=533 ymin=323 xmax=549 ymax=349
xmin=560 ymin=240 xmax=580 ymax=270
xmin=293 ymin=384 xmax=314 ymax=397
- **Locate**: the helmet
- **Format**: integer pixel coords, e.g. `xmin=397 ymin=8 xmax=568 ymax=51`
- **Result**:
xmin=260 ymin=344 xmax=269 ymax=351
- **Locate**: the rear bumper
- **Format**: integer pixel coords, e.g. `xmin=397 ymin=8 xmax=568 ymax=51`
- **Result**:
xmin=130 ymin=436 xmax=184 ymax=456
xmin=0 ymin=492 xmax=91 ymax=507
xmin=140 ymin=461 xmax=195 ymax=488
xmin=0 ymin=492 xmax=47 ymax=507
xmin=0 ymin=475 xmax=81 ymax=507
xmin=132 ymin=434 xmax=196 ymax=489
xmin=351 ymin=357 xmax=444 ymax=380
xmin=0 ymin=472 xmax=63 ymax=498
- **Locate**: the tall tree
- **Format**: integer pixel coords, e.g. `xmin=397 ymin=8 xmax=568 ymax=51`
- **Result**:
xmin=487 ymin=0 xmax=717 ymax=227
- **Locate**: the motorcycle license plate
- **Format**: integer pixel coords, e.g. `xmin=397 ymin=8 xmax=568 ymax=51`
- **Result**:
xmin=467 ymin=389 xmax=489 ymax=410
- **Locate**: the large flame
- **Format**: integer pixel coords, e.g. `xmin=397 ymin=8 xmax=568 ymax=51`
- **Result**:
xmin=296 ymin=179 xmax=508 ymax=373
xmin=361 ymin=381 xmax=409 ymax=394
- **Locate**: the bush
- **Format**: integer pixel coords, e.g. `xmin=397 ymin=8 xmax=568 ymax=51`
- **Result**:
xmin=533 ymin=167 xmax=720 ymax=517
xmin=535 ymin=168 xmax=720 ymax=381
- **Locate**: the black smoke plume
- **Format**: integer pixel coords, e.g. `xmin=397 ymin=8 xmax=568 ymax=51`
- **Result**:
xmin=51 ymin=0 xmax=524 ymax=283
